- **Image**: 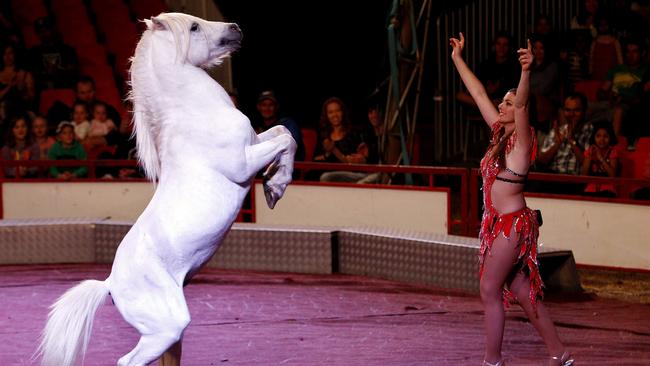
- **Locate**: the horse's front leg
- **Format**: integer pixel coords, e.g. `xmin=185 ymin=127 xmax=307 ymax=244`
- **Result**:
xmin=246 ymin=126 xmax=297 ymax=208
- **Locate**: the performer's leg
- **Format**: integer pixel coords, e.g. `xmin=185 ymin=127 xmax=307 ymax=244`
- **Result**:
xmin=480 ymin=234 xmax=520 ymax=364
xmin=159 ymin=340 xmax=182 ymax=366
xmin=509 ymin=272 xmax=566 ymax=361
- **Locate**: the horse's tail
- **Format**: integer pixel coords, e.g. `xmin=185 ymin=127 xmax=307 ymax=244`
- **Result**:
xmin=35 ymin=279 xmax=110 ymax=366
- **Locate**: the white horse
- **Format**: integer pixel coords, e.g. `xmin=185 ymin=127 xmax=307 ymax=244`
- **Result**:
xmin=36 ymin=13 xmax=296 ymax=366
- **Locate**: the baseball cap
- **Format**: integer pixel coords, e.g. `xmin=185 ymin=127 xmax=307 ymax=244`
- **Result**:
xmin=56 ymin=121 xmax=75 ymax=134
xmin=257 ymin=90 xmax=277 ymax=103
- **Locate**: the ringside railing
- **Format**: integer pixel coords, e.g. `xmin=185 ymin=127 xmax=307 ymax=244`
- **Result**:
xmin=1 ymin=160 xmax=649 ymax=237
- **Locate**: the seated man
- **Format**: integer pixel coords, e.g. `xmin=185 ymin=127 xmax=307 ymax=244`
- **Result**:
xmin=254 ymin=90 xmax=305 ymax=161
xmin=537 ymin=92 xmax=594 ymax=175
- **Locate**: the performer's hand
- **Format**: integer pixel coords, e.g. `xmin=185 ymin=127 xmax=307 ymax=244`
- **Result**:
xmin=518 ymin=39 xmax=534 ymax=71
xmin=449 ymin=32 xmax=465 ymax=59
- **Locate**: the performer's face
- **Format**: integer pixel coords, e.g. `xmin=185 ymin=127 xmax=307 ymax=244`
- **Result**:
xmin=497 ymin=91 xmax=516 ymax=124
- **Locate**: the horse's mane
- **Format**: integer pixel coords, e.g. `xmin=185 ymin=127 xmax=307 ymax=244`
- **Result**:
xmin=127 ymin=13 xmax=198 ymax=183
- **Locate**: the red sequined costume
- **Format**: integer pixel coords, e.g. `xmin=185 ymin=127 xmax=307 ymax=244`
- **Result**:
xmin=479 ymin=123 xmax=542 ymax=310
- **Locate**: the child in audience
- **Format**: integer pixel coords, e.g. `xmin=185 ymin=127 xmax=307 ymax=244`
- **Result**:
xmin=48 ymin=121 xmax=88 ymax=179
xmin=581 ymin=121 xmax=619 ymax=197
xmin=1 ymin=116 xmax=40 ymax=178
xmin=71 ymin=101 xmax=91 ymax=141
xmin=32 ymin=115 xmax=55 ymax=158
xmin=88 ymin=102 xmax=116 ymax=138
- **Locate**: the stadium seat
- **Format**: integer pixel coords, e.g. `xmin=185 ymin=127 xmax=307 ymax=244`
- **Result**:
xmin=301 ymin=128 xmax=318 ymax=162
xmin=39 ymin=89 xmax=76 ymax=115
xmin=573 ymin=80 xmax=603 ymax=102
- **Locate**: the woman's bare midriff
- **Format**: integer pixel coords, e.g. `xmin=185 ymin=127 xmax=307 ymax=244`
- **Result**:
xmin=489 ymin=178 xmax=526 ymax=214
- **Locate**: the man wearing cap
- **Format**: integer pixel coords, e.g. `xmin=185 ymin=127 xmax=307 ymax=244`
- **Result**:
xmin=255 ymin=90 xmax=305 ymax=161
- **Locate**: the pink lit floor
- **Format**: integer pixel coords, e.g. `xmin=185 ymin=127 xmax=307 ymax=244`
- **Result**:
xmin=1 ymin=264 xmax=648 ymax=365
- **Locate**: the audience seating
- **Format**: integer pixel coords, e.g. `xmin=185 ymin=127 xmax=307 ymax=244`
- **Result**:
xmin=301 ymin=128 xmax=318 ymax=162
xmin=573 ymin=80 xmax=603 ymax=102
xmin=38 ymin=89 xmax=76 ymax=115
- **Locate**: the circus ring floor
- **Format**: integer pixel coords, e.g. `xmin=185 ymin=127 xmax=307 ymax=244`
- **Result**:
xmin=1 ymin=221 xmax=649 ymax=365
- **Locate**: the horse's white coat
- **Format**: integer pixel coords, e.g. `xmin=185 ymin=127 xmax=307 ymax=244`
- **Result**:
xmin=36 ymin=13 xmax=296 ymax=366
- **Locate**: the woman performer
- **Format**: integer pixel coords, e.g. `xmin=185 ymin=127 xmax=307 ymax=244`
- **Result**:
xmin=450 ymin=32 xmax=574 ymax=366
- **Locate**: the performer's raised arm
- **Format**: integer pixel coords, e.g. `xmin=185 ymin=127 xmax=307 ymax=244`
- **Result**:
xmin=449 ymin=32 xmax=499 ymax=128
xmin=513 ymin=39 xmax=534 ymax=153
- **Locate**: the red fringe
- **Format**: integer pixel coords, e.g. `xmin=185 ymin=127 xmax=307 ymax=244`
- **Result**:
xmin=479 ymin=206 xmax=543 ymax=313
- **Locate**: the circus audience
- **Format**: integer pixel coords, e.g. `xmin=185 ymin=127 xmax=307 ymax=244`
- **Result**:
xmin=253 ymin=90 xmax=304 ymax=161
xmin=27 ymin=17 xmax=78 ymax=90
xmin=1 ymin=115 xmax=40 ymax=178
xmin=570 ymin=0 xmax=599 ymax=38
xmin=32 ymin=115 xmax=55 ymax=158
xmin=530 ymin=36 xmax=561 ymax=137
xmin=581 ymin=121 xmax=619 ymax=197
xmin=598 ymin=38 xmax=647 ymax=137
xmin=589 ymin=14 xmax=623 ymax=82
xmin=0 ymin=42 xmax=35 ymax=112
xmin=537 ymin=93 xmax=593 ymax=177
xmin=70 ymin=101 xmax=90 ymax=141
xmin=313 ymin=97 xmax=366 ymax=181
xmin=456 ymin=31 xmax=520 ymax=108
xmin=48 ymin=121 xmax=87 ymax=179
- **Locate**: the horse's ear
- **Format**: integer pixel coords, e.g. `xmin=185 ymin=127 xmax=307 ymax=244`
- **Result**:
xmin=149 ymin=17 xmax=166 ymax=31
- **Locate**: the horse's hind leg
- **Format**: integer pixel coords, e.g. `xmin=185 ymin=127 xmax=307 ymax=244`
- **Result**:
xmin=118 ymin=331 xmax=186 ymax=366
xmin=113 ymin=282 xmax=190 ymax=366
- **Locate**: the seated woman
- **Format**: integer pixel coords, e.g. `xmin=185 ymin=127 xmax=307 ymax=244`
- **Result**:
xmin=313 ymin=97 xmax=366 ymax=182
xmin=581 ymin=121 xmax=619 ymax=197
xmin=1 ymin=115 xmax=40 ymax=178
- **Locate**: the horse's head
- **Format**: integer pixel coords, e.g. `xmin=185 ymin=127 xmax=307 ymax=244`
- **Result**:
xmin=144 ymin=12 xmax=242 ymax=68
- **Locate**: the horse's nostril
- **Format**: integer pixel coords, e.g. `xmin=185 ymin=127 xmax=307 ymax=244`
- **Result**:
xmin=229 ymin=24 xmax=240 ymax=33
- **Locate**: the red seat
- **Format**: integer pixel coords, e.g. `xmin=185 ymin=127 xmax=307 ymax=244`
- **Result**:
xmin=634 ymin=137 xmax=650 ymax=180
xmin=20 ymin=26 xmax=40 ymax=48
xmin=301 ymin=128 xmax=318 ymax=162
xmin=77 ymin=44 xmax=110 ymax=68
xmin=573 ymin=80 xmax=603 ymax=102
xmin=11 ymin=0 xmax=48 ymax=26
xmin=39 ymin=89 xmax=76 ymax=115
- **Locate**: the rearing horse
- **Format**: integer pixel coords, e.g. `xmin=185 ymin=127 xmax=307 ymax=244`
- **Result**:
xmin=37 ymin=12 xmax=296 ymax=366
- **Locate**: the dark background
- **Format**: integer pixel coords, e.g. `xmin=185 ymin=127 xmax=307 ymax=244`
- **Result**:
xmin=217 ymin=1 xmax=395 ymax=130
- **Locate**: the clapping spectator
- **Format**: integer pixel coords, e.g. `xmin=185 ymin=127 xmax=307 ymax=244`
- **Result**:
xmin=0 ymin=42 xmax=35 ymax=112
xmin=581 ymin=121 xmax=619 ymax=197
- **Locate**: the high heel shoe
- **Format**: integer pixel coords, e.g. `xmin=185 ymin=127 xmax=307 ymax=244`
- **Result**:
xmin=550 ymin=351 xmax=574 ymax=366
xmin=483 ymin=360 xmax=504 ymax=366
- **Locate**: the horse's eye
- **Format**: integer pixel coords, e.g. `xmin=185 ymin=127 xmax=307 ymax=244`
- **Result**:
xmin=190 ymin=23 xmax=199 ymax=32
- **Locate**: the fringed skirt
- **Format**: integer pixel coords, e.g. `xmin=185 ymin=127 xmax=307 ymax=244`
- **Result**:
xmin=479 ymin=206 xmax=543 ymax=311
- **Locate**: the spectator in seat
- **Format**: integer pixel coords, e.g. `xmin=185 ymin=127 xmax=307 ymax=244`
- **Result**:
xmin=85 ymin=102 xmax=117 ymax=152
xmin=253 ymin=90 xmax=304 ymax=161
xmin=589 ymin=14 xmax=623 ymax=82
xmin=1 ymin=115 xmax=40 ymax=178
xmin=0 ymin=42 xmax=35 ymax=112
xmin=28 ymin=17 xmax=79 ymax=90
xmin=48 ymin=121 xmax=87 ymax=179
xmin=32 ymin=115 xmax=55 ymax=158
xmin=46 ymin=75 xmax=122 ymax=129
xmin=598 ymin=39 xmax=647 ymax=136
xmin=319 ymin=103 xmax=385 ymax=183
xmin=581 ymin=121 xmax=619 ymax=197
xmin=70 ymin=101 xmax=91 ymax=141
xmin=538 ymin=93 xmax=594 ymax=176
